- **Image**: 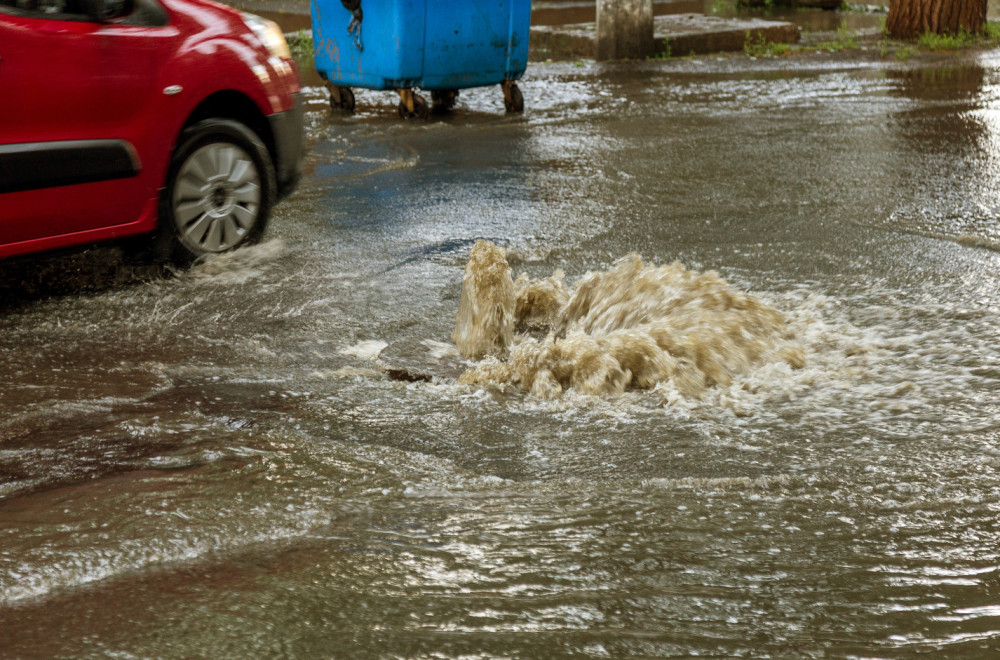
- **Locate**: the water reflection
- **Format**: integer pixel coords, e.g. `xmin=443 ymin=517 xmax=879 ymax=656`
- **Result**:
xmin=878 ymin=66 xmax=1000 ymax=249
xmin=888 ymin=66 xmax=987 ymax=152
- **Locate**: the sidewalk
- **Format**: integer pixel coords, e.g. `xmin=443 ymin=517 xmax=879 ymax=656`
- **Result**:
xmin=225 ymin=0 xmax=802 ymax=59
xmin=529 ymin=0 xmax=800 ymax=58
xmin=530 ymin=13 xmax=800 ymax=59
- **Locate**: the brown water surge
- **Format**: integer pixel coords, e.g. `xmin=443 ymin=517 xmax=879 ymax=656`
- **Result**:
xmin=453 ymin=241 xmax=804 ymax=400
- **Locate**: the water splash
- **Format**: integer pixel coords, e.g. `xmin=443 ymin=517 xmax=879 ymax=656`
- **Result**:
xmin=451 ymin=241 xmax=516 ymax=359
xmin=180 ymin=239 xmax=287 ymax=284
xmin=339 ymin=340 xmax=389 ymax=361
xmin=454 ymin=241 xmax=804 ymax=400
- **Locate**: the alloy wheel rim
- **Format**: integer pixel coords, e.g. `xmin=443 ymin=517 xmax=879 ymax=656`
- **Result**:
xmin=172 ymin=142 xmax=261 ymax=253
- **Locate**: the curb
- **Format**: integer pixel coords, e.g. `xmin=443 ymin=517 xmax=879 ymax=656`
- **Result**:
xmin=530 ymin=14 xmax=801 ymax=60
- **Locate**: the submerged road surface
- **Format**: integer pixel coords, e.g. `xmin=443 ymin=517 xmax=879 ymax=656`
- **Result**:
xmin=3 ymin=52 xmax=1000 ymax=657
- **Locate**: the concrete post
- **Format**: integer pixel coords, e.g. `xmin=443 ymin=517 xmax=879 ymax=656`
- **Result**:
xmin=596 ymin=0 xmax=654 ymax=61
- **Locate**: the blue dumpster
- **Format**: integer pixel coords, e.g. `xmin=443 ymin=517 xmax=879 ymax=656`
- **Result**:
xmin=311 ymin=0 xmax=531 ymax=117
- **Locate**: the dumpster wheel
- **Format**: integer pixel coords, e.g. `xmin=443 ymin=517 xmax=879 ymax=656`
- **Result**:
xmin=398 ymin=89 xmax=429 ymax=120
xmin=431 ymin=89 xmax=459 ymax=112
xmin=502 ymin=81 xmax=524 ymax=114
xmin=328 ymin=84 xmax=356 ymax=114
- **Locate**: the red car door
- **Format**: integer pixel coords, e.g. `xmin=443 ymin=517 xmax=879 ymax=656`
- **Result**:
xmin=0 ymin=0 xmax=174 ymax=248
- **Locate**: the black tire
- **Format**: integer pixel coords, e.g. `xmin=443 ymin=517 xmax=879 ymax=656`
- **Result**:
xmin=341 ymin=87 xmax=356 ymax=113
xmin=330 ymin=86 xmax=356 ymax=113
xmin=504 ymin=83 xmax=524 ymax=113
xmin=414 ymin=94 xmax=429 ymax=119
xmin=154 ymin=118 xmax=275 ymax=265
xmin=398 ymin=93 xmax=429 ymax=120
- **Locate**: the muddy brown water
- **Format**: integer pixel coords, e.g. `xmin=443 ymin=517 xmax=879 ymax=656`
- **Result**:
xmin=3 ymin=53 xmax=1000 ymax=657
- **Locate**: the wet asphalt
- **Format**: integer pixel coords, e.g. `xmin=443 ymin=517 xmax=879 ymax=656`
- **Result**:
xmin=3 ymin=42 xmax=1000 ymax=657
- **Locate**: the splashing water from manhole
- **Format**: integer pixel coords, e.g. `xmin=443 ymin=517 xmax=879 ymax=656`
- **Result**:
xmin=454 ymin=240 xmax=804 ymax=401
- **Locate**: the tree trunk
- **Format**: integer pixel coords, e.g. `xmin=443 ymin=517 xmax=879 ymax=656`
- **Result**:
xmin=886 ymin=0 xmax=988 ymax=39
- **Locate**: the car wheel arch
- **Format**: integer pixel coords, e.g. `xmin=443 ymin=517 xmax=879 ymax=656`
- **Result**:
xmin=178 ymin=90 xmax=277 ymax=168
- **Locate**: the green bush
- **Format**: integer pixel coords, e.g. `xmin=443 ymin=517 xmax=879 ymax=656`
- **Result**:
xmin=287 ymin=30 xmax=314 ymax=65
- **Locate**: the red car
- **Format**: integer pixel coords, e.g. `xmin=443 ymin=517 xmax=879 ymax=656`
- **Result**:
xmin=0 ymin=0 xmax=304 ymax=263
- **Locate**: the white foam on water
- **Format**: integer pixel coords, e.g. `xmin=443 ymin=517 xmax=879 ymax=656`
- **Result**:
xmin=181 ymin=239 xmax=287 ymax=285
xmin=339 ymin=340 xmax=389 ymax=361
xmin=421 ymin=339 xmax=462 ymax=361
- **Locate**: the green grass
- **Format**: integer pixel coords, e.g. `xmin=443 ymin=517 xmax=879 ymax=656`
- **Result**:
xmin=814 ymin=20 xmax=858 ymax=51
xmin=872 ymin=20 xmax=1000 ymax=60
xmin=916 ymin=25 xmax=1000 ymax=50
xmin=743 ymin=32 xmax=793 ymax=57
xmin=918 ymin=27 xmax=977 ymax=50
xmin=646 ymin=16 xmax=1000 ymax=62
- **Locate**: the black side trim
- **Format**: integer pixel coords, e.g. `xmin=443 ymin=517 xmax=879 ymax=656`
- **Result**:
xmin=0 ymin=0 xmax=167 ymax=26
xmin=0 ymin=139 xmax=140 ymax=194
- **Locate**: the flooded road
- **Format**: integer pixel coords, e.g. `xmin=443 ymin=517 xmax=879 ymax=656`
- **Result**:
xmin=3 ymin=52 xmax=1000 ymax=657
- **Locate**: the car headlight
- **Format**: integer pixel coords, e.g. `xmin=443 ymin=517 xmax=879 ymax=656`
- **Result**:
xmin=242 ymin=13 xmax=292 ymax=60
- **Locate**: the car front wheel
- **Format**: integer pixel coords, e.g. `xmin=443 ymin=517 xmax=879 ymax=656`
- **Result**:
xmin=156 ymin=118 xmax=276 ymax=264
